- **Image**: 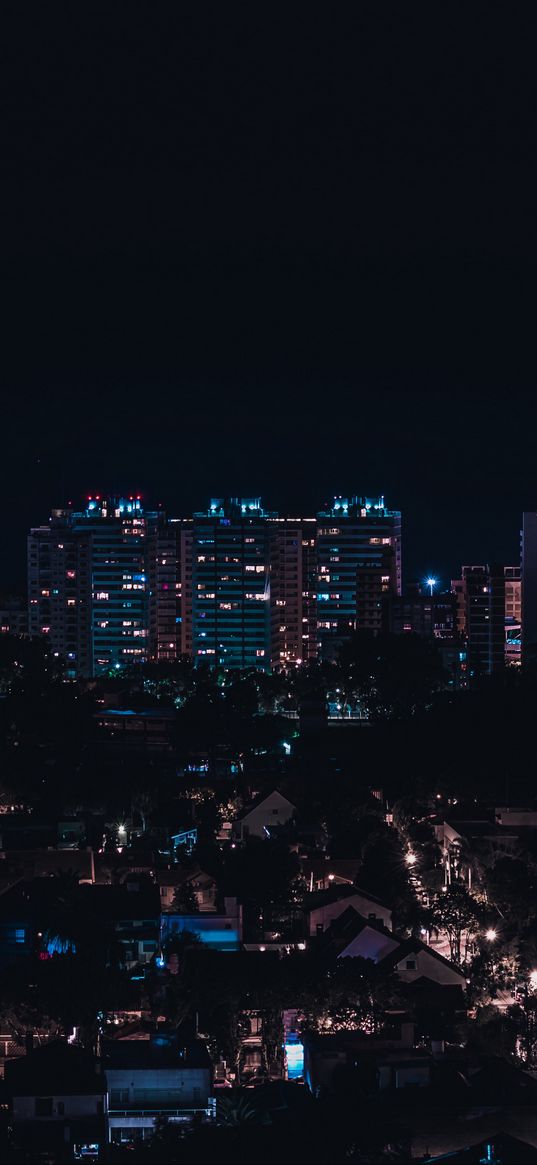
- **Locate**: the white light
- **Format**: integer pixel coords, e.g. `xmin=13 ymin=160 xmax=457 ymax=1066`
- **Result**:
xmin=405 ymin=853 xmax=417 ymax=866
xmin=118 ymin=823 xmax=126 ymax=835
xmin=328 ymin=873 xmax=335 ymax=881
xmin=485 ymin=928 xmax=497 ymax=942
xmin=530 ymin=970 xmax=537 ymax=990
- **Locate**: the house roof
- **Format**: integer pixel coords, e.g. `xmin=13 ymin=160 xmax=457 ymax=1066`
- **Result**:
xmin=156 ymin=865 xmax=215 ymax=889
xmin=236 ymin=789 xmax=296 ymax=821
xmin=305 ymin=883 xmax=390 ymax=913
xmin=318 ymin=907 xmax=465 ymax=982
xmin=103 ymin=1035 xmax=211 ymax=1071
xmin=5 ymin=1041 xmax=105 ymax=1096
xmin=378 ymin=936 xmax=466 ymax=980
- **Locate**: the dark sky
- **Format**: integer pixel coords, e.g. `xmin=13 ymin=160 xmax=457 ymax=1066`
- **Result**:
xmin=2 ymin=9 xmax=537 ymax=589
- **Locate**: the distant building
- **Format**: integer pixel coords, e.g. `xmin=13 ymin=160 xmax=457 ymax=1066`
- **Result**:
xmin=504 ymin=565 xmax=521 ymax=666
xmin=268 ymin=518 xmax=317 ymax=667
xmin=192 ymin=498 xmax=275 ymax=670
xmin=461 ymin=564 xmax=505 ymax=681
xmin=315 ymin=496 xmax=401 ymax=658
xmin=522 ymin=512 xmax=537 ymax=665
xmin=28 ymin=496 xmax=159 ymax=678
xmin=148 ymin=517 xmax=193 ymax=662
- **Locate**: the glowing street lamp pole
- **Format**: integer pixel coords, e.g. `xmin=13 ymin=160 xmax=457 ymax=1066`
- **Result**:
xmin=426 ymin=576 xmax=437 ymax=598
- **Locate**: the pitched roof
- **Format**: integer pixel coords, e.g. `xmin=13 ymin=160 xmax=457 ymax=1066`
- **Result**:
xmin=236 ymin=789 xmax=296 ymax=821
xmin=305 ymin=883 xmax=390 ymax=913
xmin=379 ymin=936 xmax=466 ymax=979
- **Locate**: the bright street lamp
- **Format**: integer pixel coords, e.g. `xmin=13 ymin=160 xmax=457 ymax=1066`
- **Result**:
xmin=425 ymin=577 xmax=437 ymax=597
xmin=485 ymin=928 xmax=497 ymax=942
xmin=405 ymin=853 xmax=417 ymax=867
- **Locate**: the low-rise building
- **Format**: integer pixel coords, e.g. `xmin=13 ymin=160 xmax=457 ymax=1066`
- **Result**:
xmin=103 ymin=1032 xmax=212 ymax=1146
xmin=233 ymin=790 xmax=296 ymax=840
xmin=5 ymin=1040 xmax=106 ymax=1162
xmin=304 ymin=883 xmax=392 ymax=937
xmin=161 ymin=895 xmax=242 ymax=952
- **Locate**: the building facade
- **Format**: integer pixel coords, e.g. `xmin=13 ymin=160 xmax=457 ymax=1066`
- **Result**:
xmin=521 ymin=513 xmax=537 ymax=665
xmin=268 ymin=518 xmax=317 ymax=667
xmin=28 ymin=492 xmax=402 ymax=676
xmin=191 ymin=498 xmax=274 ymax=670
xmin=315 ymin=496 xmax=401 ymax=658
xmin=28 ymin=497 xmax=158 ymax=678
xmin=461 ymin=564 xmax=505 ymax=681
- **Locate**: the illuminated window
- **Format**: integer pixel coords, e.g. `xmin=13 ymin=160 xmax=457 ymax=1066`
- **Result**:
xmin=95 ymin=592 xmax=109 ymax=600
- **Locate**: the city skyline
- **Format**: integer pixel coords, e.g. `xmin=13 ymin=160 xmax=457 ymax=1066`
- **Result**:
xmin=3 ymin=483 xmax=528 ymax=596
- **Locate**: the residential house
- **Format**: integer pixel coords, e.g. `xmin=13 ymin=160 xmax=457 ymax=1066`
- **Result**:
xmin=305 ymin=883 xmax=392 ymax=937
xmin=303 ymin=1019 xmax=431 ymax=1096
xmin=4 ymin=1040 xmax=106 ymax=1162
xmin=103 ymin=1032 xmax=212 ymax=1145
xmin=83 ymin=881 xmax=161 ymax=967
xmin=161 ymin=895 xmax=242 ymax=952
xmin=233 ymin=790 xmax=296 ymax=841
xmin=320 ymin=908 xmax=467 ymax=989
xmin=156 ymin=865 xmax=217 ymax=912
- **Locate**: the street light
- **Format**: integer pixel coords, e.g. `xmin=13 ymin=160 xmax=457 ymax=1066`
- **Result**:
xmin=405 ymin=853 xmax=417 ymax=867
xmin=485 ymin=929 xmax=497 ymax=942
xmin=425 ymin=577 xmax=437 ymax=597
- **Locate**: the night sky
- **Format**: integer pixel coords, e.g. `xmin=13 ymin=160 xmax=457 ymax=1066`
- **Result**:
xmin=2 ymin=10 xmax=537 ymax=589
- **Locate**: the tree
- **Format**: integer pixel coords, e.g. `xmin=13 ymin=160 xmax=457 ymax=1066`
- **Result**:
xmin=430 ymin=885 xmax=482 ymax=965
xmin=172 ymin=880 xmax=199 ymax=913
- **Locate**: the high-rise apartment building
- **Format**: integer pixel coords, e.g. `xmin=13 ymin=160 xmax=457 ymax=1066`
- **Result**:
xmin=504 ymin=565 xmax=521 ymax=667
xmin=28 ymin=497 xmax=158 ymax=678
xmin=315 ymin=496 xmax=401 ymax=658
xmin=28 ymin=491 xmax=403 ymax=676
xmin=461 ymin=564 xmax=505 ymax=681
xmin=268 ymin=519 xmax=317 ymax=667
xmin=191 ymin=498 xmax=274 ymax=670
xmin=148 ymin=519 xmax=193 ymax=662
xmin=521 ymin=512 xmax=537 ymax=665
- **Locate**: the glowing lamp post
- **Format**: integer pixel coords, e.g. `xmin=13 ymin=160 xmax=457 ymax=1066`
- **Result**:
xmin=425 ymin=576 xmax=437 ymax=597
